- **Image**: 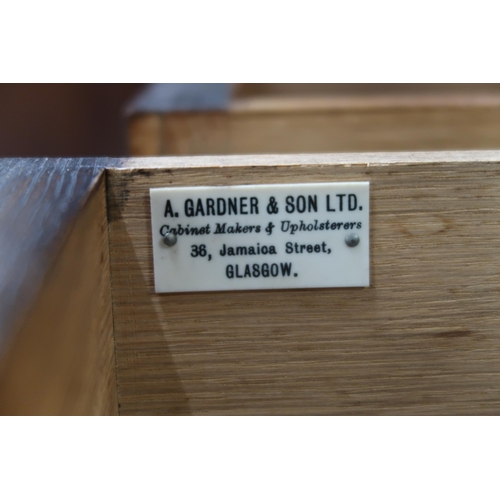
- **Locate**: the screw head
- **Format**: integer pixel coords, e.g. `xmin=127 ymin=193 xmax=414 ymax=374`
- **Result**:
xmin=345 ymin=233 xmax=360 ymax=248
xmin=163 ymin=231 xmax=177 ymax=247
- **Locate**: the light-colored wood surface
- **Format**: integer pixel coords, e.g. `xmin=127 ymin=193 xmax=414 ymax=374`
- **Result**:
xmin=128 ymin=84 xmax=500 ymax=156
xmin=0 ymin=160 xmax=117 ymax=415
xmin=107 ymin=152 xmax=500 ymax=415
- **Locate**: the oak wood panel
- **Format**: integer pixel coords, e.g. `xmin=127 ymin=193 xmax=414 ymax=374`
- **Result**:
xmin=0 ymin=159 xmax=117 ymax=415
xmin=107 ymin=152 xmax=500 ymax=415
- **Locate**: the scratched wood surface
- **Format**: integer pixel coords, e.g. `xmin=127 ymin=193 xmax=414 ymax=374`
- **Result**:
xmin=127 ymin=84 xmax=500 ymax=156
xmin=107 ymin=151 xmax=500 ymax=415
xmin=0 ymin=159 xmax=117 ymax=415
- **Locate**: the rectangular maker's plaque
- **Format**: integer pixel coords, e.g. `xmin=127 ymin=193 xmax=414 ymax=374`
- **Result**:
xmin=150 ymin=182 xmax=369 ymax=293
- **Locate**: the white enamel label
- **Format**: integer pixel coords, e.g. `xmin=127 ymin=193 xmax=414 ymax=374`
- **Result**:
xmin=150 ymin=182 xmax=370 ymax=293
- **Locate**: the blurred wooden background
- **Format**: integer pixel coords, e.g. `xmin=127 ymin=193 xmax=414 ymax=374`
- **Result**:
xmin=3 ymin=84 xmax=500 ymax=158
xmin=0 ymin=84 xmax=142 ymax=157
xmin=128 ymin=83 xmax=500 ymax=156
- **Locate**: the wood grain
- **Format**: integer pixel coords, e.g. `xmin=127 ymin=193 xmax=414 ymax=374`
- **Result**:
xmin=127 ymin=84 xmax=500 ymax=156
xmin=107 ymin=152 xmax=500 ymax=415
xmin=0 ymin=158 xmax=104 ymax=345
xmin=0 ymin=159 xmax=117 ymax=415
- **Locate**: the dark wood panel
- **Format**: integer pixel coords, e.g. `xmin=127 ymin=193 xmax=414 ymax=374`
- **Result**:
xmin=0 ymin=175 xmax=117 ymax=415
xmin=0 ymin=158 xmax=106 ymax=349
xmin=0 ymin=84 xmax=142 ymax=156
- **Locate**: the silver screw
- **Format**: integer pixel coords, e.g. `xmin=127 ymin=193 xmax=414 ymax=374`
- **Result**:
xmin=345 ymin=234 xmax=360 ymax=248
xmin=163 ymin=231 xmax=177 ymax=247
